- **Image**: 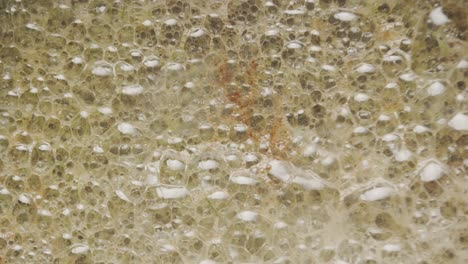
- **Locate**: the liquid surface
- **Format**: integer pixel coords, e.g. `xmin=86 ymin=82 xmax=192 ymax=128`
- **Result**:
xmin=0 ymin=1 xmax=467 ymax=263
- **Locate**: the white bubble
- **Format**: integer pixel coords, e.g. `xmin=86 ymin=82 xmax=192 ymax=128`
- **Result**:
xmin=448 ymin=113 xmax=468 ymax=131
xmin=429 ymin=7 xmax=449 ymax=25
xmin=71 ymin=244 xmax=90 ymax=254
xmin=122 ymin=84 xmax=144 ymax=95
xmin=360 ymin=187 xmax=394 ymax=201
xmin=237 ymin=211 xmax=258 ymax=222
xmin=117 ymin=123 xmax=136 ymax=135
xmin=156 ymin=187 xmax=189 ymax=199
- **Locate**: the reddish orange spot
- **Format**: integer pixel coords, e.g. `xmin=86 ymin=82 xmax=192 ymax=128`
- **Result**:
xmin=378 ymin=30 xmax=394 ymax=42
xmin=246 ymin=60 xmax=258 ymax=86
xmin=214 ymin=55 xmax=292 ymax=159
xmin=227 ymin=91 xmax=242 ymax=105
xmin=216 ymin=58 xmax=234 ymax=86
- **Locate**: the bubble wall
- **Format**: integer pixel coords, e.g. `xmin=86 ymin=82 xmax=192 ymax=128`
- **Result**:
xmin=0 ymin=0 xmax=467 ymax=263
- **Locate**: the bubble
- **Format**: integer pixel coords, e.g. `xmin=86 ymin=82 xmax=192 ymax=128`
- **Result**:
xmin=0 ymin=1 xmax=465 ymax=262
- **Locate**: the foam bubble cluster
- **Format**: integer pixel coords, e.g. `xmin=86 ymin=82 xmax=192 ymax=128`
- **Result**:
xmin=0 ymin=1 xmax=466 ymax=263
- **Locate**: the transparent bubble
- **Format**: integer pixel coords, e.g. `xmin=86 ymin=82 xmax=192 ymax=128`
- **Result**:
xmin=0 ymin=0 xmax=465 ymax=262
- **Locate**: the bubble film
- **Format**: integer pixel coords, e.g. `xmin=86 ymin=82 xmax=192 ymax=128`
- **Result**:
xmin=0 ymin=0 xmax=467 ymax=263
